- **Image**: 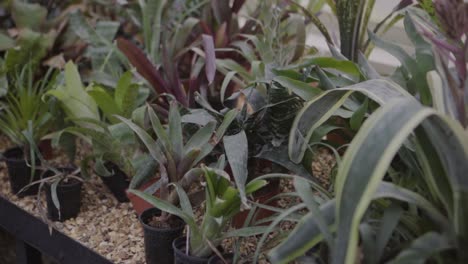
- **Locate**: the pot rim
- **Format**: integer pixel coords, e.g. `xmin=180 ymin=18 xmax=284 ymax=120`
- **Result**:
xmin=139 ymin=207 xmax=185 ymax=232
xmin=173 ymin=236 xmax=210 ymax=261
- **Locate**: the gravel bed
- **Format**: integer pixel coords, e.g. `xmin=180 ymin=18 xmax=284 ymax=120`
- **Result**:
xmin=0 ymin=137 xmax=145 ymax=264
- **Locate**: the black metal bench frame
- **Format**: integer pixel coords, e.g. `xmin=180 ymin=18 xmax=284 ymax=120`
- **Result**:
xmin=0 ymin=195 xmax=113 ymax=264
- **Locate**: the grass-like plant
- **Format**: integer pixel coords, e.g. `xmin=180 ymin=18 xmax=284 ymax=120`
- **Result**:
xmin=0 ymin=63 xmax=54 ymax=149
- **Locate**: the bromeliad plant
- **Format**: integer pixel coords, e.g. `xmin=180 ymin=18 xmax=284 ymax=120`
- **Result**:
xmin=130 ymin=164 xmax=269 ymax=258
xmin=116 ymin=101 xmax=237 ymax=204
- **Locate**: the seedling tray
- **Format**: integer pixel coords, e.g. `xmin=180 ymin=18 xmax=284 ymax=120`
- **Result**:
xmin=0 ymin=195 xmax=113 ymax=264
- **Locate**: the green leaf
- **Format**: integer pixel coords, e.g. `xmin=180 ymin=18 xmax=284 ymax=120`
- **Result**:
xmin=418 ymin=116 xmax=468 ymax=240
xmin=184 ymin=121 xmax=216 ymax=154
xmin=333 ymin=98 xmax=438 ymax=264
xmin=195 ymin=109 xmax=238 ymax=164
xmin=168 ymin=102 xmax=183 ymax=162
xmin=290 ymin=57 xmax=364 ymax=80
xmin=45 ymin=62 xmax=99 ymax=124
xmin=220 ymin=71 xmax=236 ymax=104
xmin=289 ymin=79 xmax=410 ymax=163
xmin=245 ymin=179 xmax=268 ymax=195
xmin=88 ymin=86 xmax=120 ymax=123
xmin=129 ymin=189 xmax=195 ymax=227
xmin=129 ymin=155 xmax=157 ymax=189
xmin=349 ymin=97 xmax=368 ymax=131
xmin=375 ymin=205 xmax=404 ymax=262
xmin=0 ymin=33 xmax=15 ymax=51
xmin=388 ymin=232 xmax=452 ymax=264
xmin=115 ymin=115 xmax=165 ymax=164
xmin=294 ymin=177 xmax=334 ymax=247
xmin=268 ymin=200 xmax=336 ymax=264
xmin=11 ymin=0 xmax=47 ymax=30
xmin=147 ymin=105 xmax=171 ymax=153
xmin=114 ymin=71 xmax=133 ymax=109
xmin=273 ymin=76 xmax=322 ymax=101
xmin=222 ymin=226 xmax=270 ymax=239
xmin=171 ymin=183 xmax=194 ymax=218
xmin=223 ymin=130 xmax=249 ymax=207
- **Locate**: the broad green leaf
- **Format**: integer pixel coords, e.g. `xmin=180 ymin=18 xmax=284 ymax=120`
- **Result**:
xmin=129 ymin=155 xmax=157 ymax=189
xmin=45 ymin=62 xmax=99 ymax=124
xmin=0 ymin=33 xmax=15 ymax=51
xmin=333 ymin=98 xmax=438 ymax=264
xmin=289 ymin=57 xmax=364 ymax=80
xmin=114 ymin=71 xmax=133 ymax=110
xmin=11 ymin=0 xmax=47 ymax=30
xmin=88 ymin=86 xmax=120 ymax=122
xmin=273 ymin=76 xmax=322 ymax=101
xmin=223 ymin=130 xmax=249 ymax=207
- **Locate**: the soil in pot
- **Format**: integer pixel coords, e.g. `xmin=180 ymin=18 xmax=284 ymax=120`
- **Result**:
xmin=2 ymin=147 xmax=43 ymax=197
xmin=140 ymin=208 xmax=185 ymax=264
xmin=100 ymin=162 xmax=130 ymax=203
xmin=208 ymin=253 xmax=234 ymax=264
xmin=173 ymin=236 xmax=210 ymax=264
xmin=45 ymin=169 xmax=83 ymax=222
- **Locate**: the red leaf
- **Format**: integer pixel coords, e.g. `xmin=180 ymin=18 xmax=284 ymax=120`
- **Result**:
xmin=116 ymin=38 xmax=170 ymax=94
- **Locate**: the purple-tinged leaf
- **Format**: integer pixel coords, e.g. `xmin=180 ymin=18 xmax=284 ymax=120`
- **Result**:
xmin=202 ymin=34 xmax=217 ymax=85
xmin=116 ymin=38 xmax=170 ymax=95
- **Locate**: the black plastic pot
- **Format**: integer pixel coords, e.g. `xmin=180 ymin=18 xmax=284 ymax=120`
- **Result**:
xmin=2 ymin=147 xmax=42 ymax=197
xmin=140 ymin=208 xmax=185 ymax=264
xmin=208 ymin=253 xmax=234 ymax=264
xmin=45 ymin=169 xmax=82 ymax=222
xmin=173 ymin=236 xmax=210 ymax=264
xmin=99 ymin=162 xmax=130 ymax=203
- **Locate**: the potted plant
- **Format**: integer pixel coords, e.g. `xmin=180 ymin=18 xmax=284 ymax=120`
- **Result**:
xmin=19 ymin=126 xmax=84 ymax=222
xmin=46 ymin=62 xmax=145 ymax=203
xmin=130 ymin=164 xmax=269 ymax=263
xmin=0 ymin=64 xmax=56 ymax=197
xmin=115 ymin=101 xmax=237 ymax=263
xmin=117 ymin=101 xmax=237 ymax=214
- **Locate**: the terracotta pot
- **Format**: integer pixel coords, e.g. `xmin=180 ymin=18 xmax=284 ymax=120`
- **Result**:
xmin=38 ymin=139 xmax=54 ymax=160
xmin=231 ymin=179 xmax=280 ymax=228
xmin=127 ymin=178 xmax=160 ymax=215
